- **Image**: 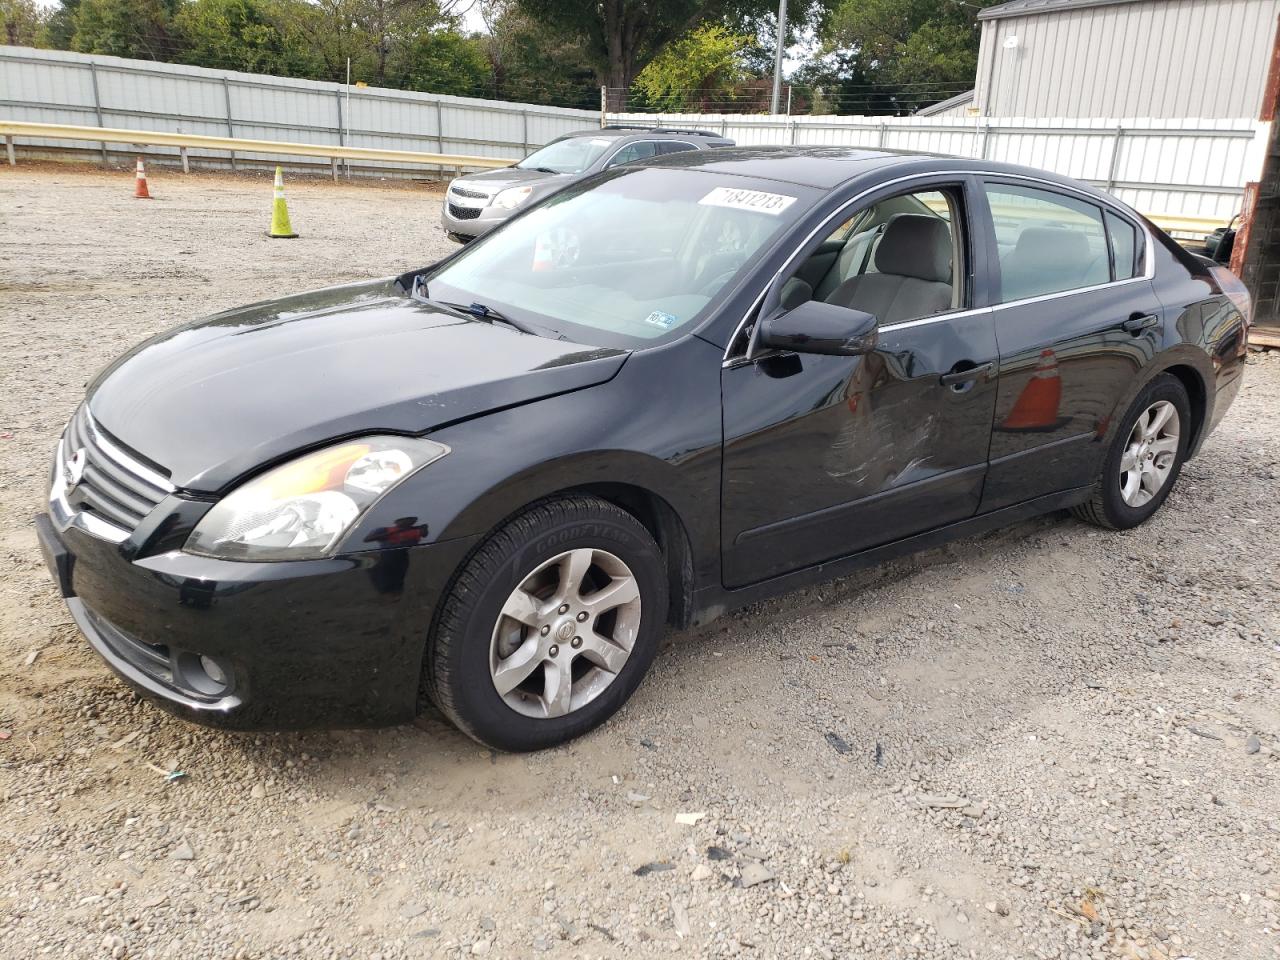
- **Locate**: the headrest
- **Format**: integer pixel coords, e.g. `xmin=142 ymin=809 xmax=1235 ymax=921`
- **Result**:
xmin=1011 ymin=227 xmax=1090 ymax=271
xmin=874 ymin=214 xmax=952 ymax=283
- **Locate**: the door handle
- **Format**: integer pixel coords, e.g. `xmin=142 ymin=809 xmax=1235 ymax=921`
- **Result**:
xmin=1122 ymin=313 xmax=1159 ymax=334
xmin=940 ymin=361 xmax=994 ymax=387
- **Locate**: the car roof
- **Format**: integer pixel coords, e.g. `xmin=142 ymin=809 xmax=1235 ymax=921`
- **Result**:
xmin=639 ymin=145 xmax=1116 ymax=200
xmin=561 ymin=127 xmax=728 ymax=143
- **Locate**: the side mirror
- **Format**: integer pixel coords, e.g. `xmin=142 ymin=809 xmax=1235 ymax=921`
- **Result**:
xmin=758 ymin=300 xmax=879 ymax=357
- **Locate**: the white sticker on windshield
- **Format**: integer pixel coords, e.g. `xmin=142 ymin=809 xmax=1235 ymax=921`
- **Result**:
xmin=644 ymin=310 xmax=679 ymax=330
xmin=590 ymin=138 xmax=611 ymax=146
xmin=699 ymin=186 xmax=797 ymax=216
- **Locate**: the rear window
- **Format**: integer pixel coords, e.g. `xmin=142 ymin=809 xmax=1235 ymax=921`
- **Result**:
xmin=985 ymin=183 xmax=1110 ymax=302
xmin=1106 ymin=210 xmax=1141 ymax=280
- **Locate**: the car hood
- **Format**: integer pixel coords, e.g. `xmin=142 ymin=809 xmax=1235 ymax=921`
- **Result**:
xmin=453 ymin=167 xmax=578 ymax=196
xmin=85 ymin=277 xmax=627 ymax=493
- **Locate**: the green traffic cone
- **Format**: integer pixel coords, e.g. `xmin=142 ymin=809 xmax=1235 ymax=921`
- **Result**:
xmin=268 ymin=165 xmax=298 ymax=239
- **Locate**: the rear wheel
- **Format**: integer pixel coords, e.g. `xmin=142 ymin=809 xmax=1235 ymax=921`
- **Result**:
xmin=426 ymin=495 xmax=667 ymax=751
xmin=1072 ymin=374 xmax=1191 ymax=530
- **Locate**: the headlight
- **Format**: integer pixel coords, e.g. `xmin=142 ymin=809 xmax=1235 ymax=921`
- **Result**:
xmin=185 ymin=436 xmax=449 ymax=561
xmin=494 ymin=186 xmax=533 ymax=210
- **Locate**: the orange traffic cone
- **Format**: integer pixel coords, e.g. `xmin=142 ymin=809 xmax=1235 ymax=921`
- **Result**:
xmin=134 ymin=157 xmax=151 ymax=199
xmin=1000 ymin=348 xmax=1066 ymax=432
xmin=531 ymin=233 xmax=553 ymax=271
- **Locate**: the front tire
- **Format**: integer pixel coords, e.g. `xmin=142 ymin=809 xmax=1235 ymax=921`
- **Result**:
xmin=426 ymin=495 xmax=668 ymax=751
xmin=1072 ymin=373 xmax=1191 ymax=530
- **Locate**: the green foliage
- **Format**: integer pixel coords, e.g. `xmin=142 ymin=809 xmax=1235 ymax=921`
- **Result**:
xmin=800 ymin=0 xmax=995 ymax=115
xmin=476 ymin=0 xmax=598 ymax=107
xmin=634 ymin=23 xmax=751 ymax=111
xmin=389 ymin=27 xmax=489 ymax=96
xmin=71 ymin=0 xmax=178 ymax=58
xmin=2 ymin=0 xmax=46 ymax=45
xmin=174 ymin=0 xmax=321 ymax=75
xmin=512 ymin=0 xmax=822 ymax=89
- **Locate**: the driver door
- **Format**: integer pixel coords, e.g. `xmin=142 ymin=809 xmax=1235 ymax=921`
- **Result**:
xmin=720 ymin=178 xmax=999 ymax=588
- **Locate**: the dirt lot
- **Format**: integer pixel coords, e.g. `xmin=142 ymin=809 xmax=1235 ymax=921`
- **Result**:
xmin=2 ymin=164 xmax=1279 ymax=960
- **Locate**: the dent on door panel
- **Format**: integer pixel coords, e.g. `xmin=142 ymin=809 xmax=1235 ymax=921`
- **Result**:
xmin=720 ymin=310 xmax=998 ymax=588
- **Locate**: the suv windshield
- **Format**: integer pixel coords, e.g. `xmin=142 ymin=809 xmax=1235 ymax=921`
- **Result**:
xmin=425 ymin=168 xmax=813 ymax=349
xmin=516 ymin=135 xmax=616 ymax=175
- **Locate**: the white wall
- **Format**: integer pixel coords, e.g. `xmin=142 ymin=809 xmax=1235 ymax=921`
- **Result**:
xmin=0 ymin=46 xmax=600 ymax=174
xmin=974 ymin=0 xmax=1280 ymax=119
xmin=607 ymin=111 xmax=1270 ymax=222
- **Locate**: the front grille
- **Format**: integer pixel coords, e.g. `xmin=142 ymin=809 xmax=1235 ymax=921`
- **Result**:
xmin=450 ymin=185 xmax=489 ymax=200
xmin=448 ymin=203 xmax=481 ymax=221
xmin=63 ymin=407 xmax=173 ymax=535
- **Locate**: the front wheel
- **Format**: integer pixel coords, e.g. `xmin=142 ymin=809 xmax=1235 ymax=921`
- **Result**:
xmin=425 ymin=496 xmax=668 ymax=751
xmin=1072 ymin=373 xmax=1192 ymax=530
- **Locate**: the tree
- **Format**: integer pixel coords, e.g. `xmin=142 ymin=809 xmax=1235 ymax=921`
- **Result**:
xmin=476 ymin=0 xmax=598 ymax=107
xmin=43 ymin=0 xmax=80 ymax=48
xmin=803 ymin=0 xmax=995 ymax=115
xmin=2 ymin=0 xmax=45 ymax=45
xmin=512 ymin=0 xmax=821 ymax=92
xmin=388 ymin=26 xmax=489 ymax=95
xmin=71 ymin=0 xmax=179 ymax=59
xmin=634 ymin=23 xmax=751 ymax=112
xmin=175 ymin=0 xmax=322 ymax=75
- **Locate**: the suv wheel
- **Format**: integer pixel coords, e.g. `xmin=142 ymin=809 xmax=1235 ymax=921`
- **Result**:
xmin=425 ymin=495 xmax=668 ymax=751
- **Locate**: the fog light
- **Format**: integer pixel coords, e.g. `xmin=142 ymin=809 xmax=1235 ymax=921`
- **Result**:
xmin=199 ymin=655 xmax=227 ymax=686
xmin=175 ymin=651 xmax=233 ymax=697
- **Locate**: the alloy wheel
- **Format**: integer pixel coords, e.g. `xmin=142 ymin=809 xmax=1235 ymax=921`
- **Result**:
xmin=489 ymin=548 xmax=642 ymax=719
xmin=1119 ymin=400 xmax=1181 ymax=508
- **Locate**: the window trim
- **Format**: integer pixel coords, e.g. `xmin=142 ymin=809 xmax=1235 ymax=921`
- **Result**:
xmin=735 ymin=176 xmax=976 ymax=362
xmin=722 ymin=169 xmax=1156 ymax=365
xmin=1103 ymin=208 xmax=1143 ymax=282
xmin=981 ymin=176 xmax=1150 ymax=304
xmin=601 ymin=139 xmax=694 ymax=169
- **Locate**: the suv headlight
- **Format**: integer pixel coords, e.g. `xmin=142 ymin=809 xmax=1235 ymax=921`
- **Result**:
xmin=494 ymin=186 xmax=533 ymax=210
xmin=185 ymin=436 xmax=449 ymax=561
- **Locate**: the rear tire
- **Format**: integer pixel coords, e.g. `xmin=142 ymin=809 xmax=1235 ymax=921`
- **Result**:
xmin=1071 ymin=374 xmax=1191 ymax=530
xmin=426 ymin=495 xmax=667 ymax=751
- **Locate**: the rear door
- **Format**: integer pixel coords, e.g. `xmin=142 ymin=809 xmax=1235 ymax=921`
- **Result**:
xmin=977 ymin=179 xmax=1157 ymax=510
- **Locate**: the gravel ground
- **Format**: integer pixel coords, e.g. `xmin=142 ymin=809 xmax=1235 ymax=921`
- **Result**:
xmin=2 ymin=164 xmax=1279 ymax=960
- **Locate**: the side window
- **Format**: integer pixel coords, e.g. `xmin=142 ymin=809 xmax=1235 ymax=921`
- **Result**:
xmin=1106 ymin=210 xmax=1141 ymax=280
xmin=985 ymin=183 xmax=1109 ymax=302
xmin=605 ymin=141 xmax=657 ymax=168
xmin=777 ymin=187 xmax=965 ymax=324
xmin=656 ymin=141 xmax=697 ymax=155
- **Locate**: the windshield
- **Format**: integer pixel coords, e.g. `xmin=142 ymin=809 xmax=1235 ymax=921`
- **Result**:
xmin=516 ymin=135 xmax=616 ymax=174
xmin=425 ymin=168 xmax=813 ymax=349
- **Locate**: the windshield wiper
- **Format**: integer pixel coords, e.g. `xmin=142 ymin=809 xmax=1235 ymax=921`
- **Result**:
xmin=439 ymin=299 xmax=543 ymax=336
xmin=530 ymin=167 xmax=561 ymax=175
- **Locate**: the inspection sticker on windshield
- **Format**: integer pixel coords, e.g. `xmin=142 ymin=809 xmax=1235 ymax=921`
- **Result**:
xmin=699 ymin=186 xmax=797 ymax=216
xmin=643 ymin=310 xmax=679 ymax=330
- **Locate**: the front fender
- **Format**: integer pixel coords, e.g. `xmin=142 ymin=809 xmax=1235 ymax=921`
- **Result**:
xmin=340 ymin=336 xmax=725 ymax=585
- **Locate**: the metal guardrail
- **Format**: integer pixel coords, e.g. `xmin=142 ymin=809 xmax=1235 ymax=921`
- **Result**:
xmin=0 ymin=121 xmax=513 ymax=175
xmin=0 ymin=118 xmax=1224 ymax=237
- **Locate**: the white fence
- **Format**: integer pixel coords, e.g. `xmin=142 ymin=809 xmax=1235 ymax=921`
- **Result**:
xmin=608 ymin=111 xmax=1271 ymax=223
xmin=1 ymin=45 xmax=1267 ymax=221
xmin=0 ymin=46 xmax=599 ymax=175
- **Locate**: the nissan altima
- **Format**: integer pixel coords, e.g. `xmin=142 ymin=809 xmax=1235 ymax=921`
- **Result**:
xmin=37 ymin=147 xmax=1249 ymax=751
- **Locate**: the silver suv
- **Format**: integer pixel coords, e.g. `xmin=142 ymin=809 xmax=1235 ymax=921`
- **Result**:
xmin=441 ymin=126 xmax=734 ymax=242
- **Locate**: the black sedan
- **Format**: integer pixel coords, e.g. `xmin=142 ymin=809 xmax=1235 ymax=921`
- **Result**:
xmin=37 ymin=147 xmax=1249 ymax=751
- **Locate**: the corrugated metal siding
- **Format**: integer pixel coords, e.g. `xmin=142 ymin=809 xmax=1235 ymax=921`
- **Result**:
xmin=607 ymin=111 xmax=1270 ymax=221
xmin=0 ymin=46 xmax=599 ymax=173
xmin=975 ymin=0 xmax=1280 ymax=118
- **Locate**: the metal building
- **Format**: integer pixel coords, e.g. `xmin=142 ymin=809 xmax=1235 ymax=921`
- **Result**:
xmin=972 ymin=0 xmax=1280 ymax=118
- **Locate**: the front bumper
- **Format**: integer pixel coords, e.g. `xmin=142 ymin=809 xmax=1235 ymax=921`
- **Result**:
xmin=36 ymin=511 xmax=478 ymax=730
xmin=440 ymin=197 xmax=509 ymax=240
